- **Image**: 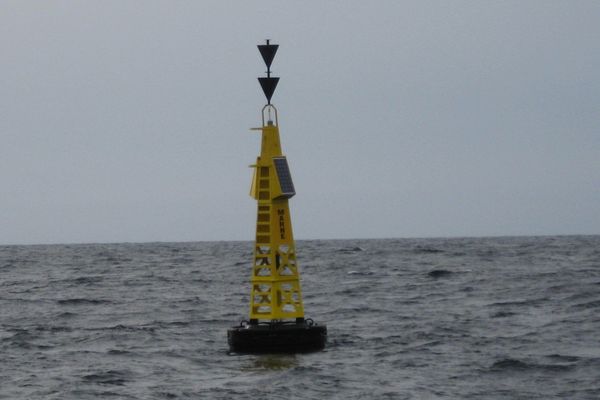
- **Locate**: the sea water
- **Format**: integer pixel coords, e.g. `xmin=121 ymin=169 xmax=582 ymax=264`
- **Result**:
xmin=1 ymin=236 xmax=599 ymax=399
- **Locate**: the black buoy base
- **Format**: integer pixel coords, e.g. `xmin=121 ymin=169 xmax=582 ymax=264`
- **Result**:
xmin=228 ymin=319 xmax=327 ymax=354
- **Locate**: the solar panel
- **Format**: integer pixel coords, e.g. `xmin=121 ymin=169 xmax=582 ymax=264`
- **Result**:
xmin=273 ymin=157 xmax=295 ymax=196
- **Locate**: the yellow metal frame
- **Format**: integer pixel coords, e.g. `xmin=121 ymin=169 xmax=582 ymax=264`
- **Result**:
xmin=248 ymin=105 xmax=305 ymax=322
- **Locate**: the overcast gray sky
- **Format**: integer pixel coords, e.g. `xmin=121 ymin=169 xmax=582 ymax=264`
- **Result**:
xmin=1 ymin=1 xmax=599 ymax=245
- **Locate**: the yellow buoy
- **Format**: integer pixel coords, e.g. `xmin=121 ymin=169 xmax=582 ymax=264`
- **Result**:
xmin=227 ymin=40 xmax=326 ymax=354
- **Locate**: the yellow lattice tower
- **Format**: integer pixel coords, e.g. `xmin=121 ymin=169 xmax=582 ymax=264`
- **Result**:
xmin=248 ymin=105 xmax=304 ymax=323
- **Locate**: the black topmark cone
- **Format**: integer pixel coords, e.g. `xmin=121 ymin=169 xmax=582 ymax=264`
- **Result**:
xmin=257 ymin=39 xmax=280 ymax=105
xmin=258 ymin=77 xmax=279 ymax=105
xmin=227 ymin=41 xmax=327 ymax=354
xmin=257 ymin=40 xmax=278 ymax=69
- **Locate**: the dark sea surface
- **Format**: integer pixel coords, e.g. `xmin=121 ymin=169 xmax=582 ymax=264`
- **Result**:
xmin=1 ymin=236 xmax=600 ymax=399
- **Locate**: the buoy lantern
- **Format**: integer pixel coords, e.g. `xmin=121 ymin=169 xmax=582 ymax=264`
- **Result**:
xmin=227 ymin=41 xmax=327 ymax=354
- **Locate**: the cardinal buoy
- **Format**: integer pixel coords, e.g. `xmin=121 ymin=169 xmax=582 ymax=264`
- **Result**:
xmin=227 ymin=40 xmax=327 ymax=354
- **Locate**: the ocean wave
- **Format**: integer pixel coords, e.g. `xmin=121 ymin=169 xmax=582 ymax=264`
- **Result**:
xmin=67 ymin=276 xmax=105 ymax=285
xmin=346 ymin=270 xmax=374 ymax=276
xmin=490 ymin=311 xmax=517 ymax=318
xmin=107 ymin=349 xmax=133 ymax=356
xmin=57 ymin=298 xmax=111 ymax=305
xmin=154 ymin=320 xmax=191 ymax=328
xmin=568 ymin=299 xmax=600 ymax=310
xmin=2 ymin=329 xmax=38 ymax=346
xmin=82 ymin=369 xmax=132 ymax=386
xmin=489 ymin=358 xmax=575 ymax=372
xmin=328 ymin=333 xmax=360 ymax=347
xmin=102 ymin=324 xmax=157 ymax=333
xmin=336 ymin=246 xmax=365 ymax=253
xmin=56 ymin=311 xmax=77 ymax=319
xmin=487 ymin=299 xmax=539 ymax=307
xmin=562 ymin=290 xmax=598 ymax=302
xmin=413 ymin=246 xmax=444 ymax=254
xmin=427 ymin=269 xmax=453 ymax=278
xmin=34 ymin=325 xmax=73 ymax=333
xmin=546 ymin=354 xmax=580 ymax=363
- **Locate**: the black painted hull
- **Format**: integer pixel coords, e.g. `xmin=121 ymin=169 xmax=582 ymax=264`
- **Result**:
xmin=228 ymin=322 xmax=327 ymax=354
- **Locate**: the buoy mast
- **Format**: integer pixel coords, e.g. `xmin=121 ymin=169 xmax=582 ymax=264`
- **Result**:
xmin=227 ymin=40 xmax=327 ymax=354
